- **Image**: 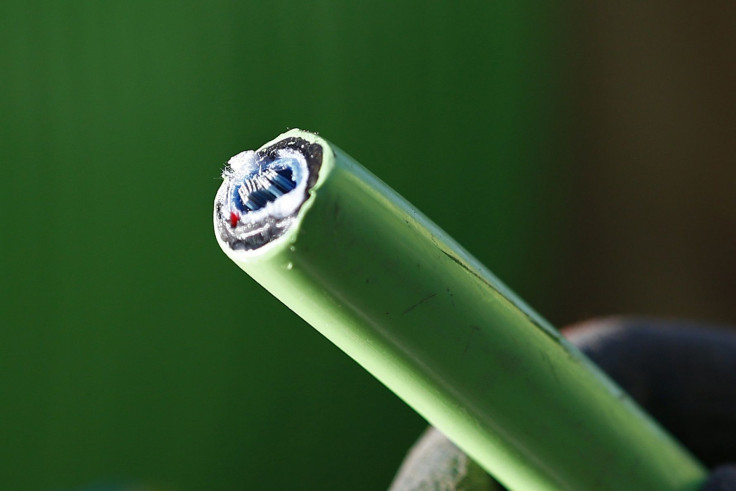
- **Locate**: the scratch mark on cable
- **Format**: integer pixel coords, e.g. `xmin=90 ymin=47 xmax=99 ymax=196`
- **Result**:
xmin=464 ymin=325 xmax=481 ymax=354
xmin=402 ymin=293 xmax=437 ymax=315
xmin=540 ymin=351 xmax=560 ymax=385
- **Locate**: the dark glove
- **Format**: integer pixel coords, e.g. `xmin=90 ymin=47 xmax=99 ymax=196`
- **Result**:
xmin=390 ymin=317 xmax=736 ymax=490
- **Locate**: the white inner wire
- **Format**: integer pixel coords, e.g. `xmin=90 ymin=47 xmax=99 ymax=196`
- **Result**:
xmin=223 ymin=149 xmax=309 ymax=223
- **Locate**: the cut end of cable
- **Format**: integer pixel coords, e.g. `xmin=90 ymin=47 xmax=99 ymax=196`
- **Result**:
xmin=213 ymin=131 xmax=324 ymax=253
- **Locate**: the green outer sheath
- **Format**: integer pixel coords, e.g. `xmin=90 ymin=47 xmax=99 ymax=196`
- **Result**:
xmin=215 ymin=130 xmax=707 ymax=490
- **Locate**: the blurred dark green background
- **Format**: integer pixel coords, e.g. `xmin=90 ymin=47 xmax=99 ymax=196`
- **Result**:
xmin=0 ymin=2 xmax=567 ymax=489
xmin=2 ymin=1 xmax=734 ymax=489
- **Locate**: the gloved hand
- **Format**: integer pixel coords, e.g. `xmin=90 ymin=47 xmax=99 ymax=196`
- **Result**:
xmin=389 ymin=318 xmax=736 ymax=490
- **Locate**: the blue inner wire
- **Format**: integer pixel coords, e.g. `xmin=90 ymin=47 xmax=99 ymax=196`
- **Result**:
xmin=232 ymin=159 xmax=298 ymax=213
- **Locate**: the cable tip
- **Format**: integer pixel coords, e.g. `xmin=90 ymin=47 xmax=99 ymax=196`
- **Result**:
xmin=213 ymin=132 xmax=324 ymax=252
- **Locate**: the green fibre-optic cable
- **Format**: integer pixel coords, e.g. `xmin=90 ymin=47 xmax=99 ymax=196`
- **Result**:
xmin=213 ymin=129 xmax=707 ymax=490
